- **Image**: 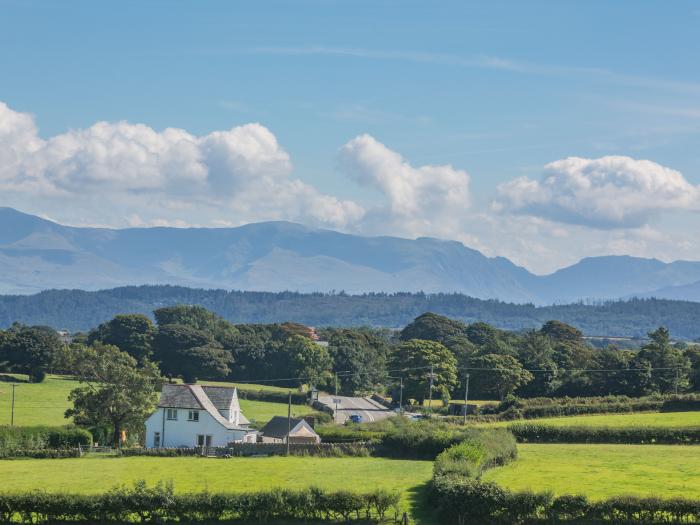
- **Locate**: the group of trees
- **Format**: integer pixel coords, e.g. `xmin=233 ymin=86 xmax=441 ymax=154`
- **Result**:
xmin=397 ymin=313 xmax=700 ymax=401
xmin=3 ymin=307 xmax=700 ymax=420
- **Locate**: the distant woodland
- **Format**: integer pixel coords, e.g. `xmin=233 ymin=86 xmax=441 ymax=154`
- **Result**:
xmin=1 ymin=286 xmax=699 ymax=339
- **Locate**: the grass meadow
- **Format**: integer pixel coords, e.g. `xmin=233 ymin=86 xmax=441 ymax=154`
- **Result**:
xmin=484 ymin=443 xmax=700 ymax=499
xmin=0 ymin=374 xmax=314 ymax=427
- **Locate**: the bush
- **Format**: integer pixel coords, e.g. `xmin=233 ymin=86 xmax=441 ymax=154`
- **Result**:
xmin=509 ymin=423 xmax=700 ymax=444
xmin=0 ymin=425 xmax=92 ymax=451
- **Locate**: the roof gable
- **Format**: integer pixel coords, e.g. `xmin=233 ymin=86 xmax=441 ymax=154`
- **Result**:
xmin=260 ymin=416 xmax=319 ymax=439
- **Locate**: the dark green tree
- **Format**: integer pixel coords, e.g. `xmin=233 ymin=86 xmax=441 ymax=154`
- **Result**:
xmin=469 ymin=353 xmax=533 ymax=400
xmin=400 ymin=313 xmax=467 ymax=343
xmin=154 ymin=305 xmax=239 ymax=345
xmin=0 ymin=324 xmax=63 ymax=382
xmin=515 ymin=331 xmax=559 ymax=396
xmin=65 ymin=343 xmax=161 ymax=447
xmin=389 ymin=339 xmax=458 ymax=403
xmin=88 ymin=314 xmax=155 ymax=361
xmin=328 ymin=329 xmax=388 ymax=395
xmin=285 ymin=335 xmax=333 ymax=388
xmin=152 ymin=324 xmax=231 ymax=383
xmin=635 ymin=327 xmax=690 ymax=393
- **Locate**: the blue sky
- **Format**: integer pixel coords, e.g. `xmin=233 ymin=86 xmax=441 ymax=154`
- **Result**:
xmin=1 ymin=1 xmax=700 ymax=273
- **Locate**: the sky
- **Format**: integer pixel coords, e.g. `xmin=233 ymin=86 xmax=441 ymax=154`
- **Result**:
xmin=1 ymin=1 xmax=700 ymax=274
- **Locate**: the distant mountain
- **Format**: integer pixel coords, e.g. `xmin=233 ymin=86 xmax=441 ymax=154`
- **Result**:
xmin=635 ymin=279 xmax=700 ymax=302
xmin=1 ymin=207 xmax=700 ymax=304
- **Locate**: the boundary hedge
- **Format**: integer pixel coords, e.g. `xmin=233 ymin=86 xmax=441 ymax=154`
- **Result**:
xmin=508 ymin=423 xmax=700 ymax=445
xmin=0 ymin=481 xmax=401 ymax=523
xmin=0 ymin=426 xmax=92 ymax=451
xmin=432 ymin=478 xmax=700 ymax=524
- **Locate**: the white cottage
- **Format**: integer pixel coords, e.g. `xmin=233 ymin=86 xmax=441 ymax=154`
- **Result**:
xmin=145 ymin=384 xmax=256 ymax=448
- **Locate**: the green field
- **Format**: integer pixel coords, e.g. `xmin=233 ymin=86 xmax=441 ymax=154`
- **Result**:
xmin=479 ymin=411 xmax=700 ymax=429
xmin=0 ymin=374 xmax=314 ymax=427
xmin=484 ymin=443 xmax=700 ymax=499
xmin=0 ymin=455 xmax=433 ymax=517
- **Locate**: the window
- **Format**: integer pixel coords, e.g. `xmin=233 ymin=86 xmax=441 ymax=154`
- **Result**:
xmin=166 ymin=408 xmax=177 ymax=420
xmin=153 ymin=432 xmax=161 ymax=448
xmin=188 ymin=410 xmax=199 ymax=422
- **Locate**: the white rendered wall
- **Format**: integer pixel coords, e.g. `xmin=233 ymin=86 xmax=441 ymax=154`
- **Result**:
xmin=145 ymin=408 xmax=247 ymax=448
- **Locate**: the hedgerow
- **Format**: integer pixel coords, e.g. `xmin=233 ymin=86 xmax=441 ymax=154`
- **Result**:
xmin=119 ymin=442 xmax=373 ymax=458
xmin=0 ymin=481 xmax=402 ymax=523
xmin=509 ymin=423 xmax=700 ymax=444
xmin=0 ymin=425 xmax=91 ymax=451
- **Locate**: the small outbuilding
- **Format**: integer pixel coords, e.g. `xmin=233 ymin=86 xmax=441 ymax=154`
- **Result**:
xmin=259 ymin=416 xmax=321 ymax=444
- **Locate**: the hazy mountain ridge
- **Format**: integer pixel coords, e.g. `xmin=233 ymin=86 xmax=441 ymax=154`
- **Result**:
xmin=2 ymin=207 xmax=700 ymax=303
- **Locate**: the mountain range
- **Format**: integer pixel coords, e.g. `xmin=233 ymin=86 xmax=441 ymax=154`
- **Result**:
xmin=2 ymin=206 xmax=700 ymax=304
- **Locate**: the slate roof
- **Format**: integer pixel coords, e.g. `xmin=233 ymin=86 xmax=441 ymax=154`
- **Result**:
xmin=260 ymin=416 xmax=319 ymax=440
xmin=158 ymin=384 xmax=237 ymax=410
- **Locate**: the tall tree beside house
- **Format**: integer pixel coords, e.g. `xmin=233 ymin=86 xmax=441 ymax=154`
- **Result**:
xmin=0 ymin=323 xmax=63 ymax=382
xmin=65 ymin=343 xmax=161 ymax=447
xmin=152 ymin=324 xmax=231 ymax=383
xmin=88 ymin=314 xmax=155 ymax=361
xmin=389 ymin=339 xmax=458 ymax=403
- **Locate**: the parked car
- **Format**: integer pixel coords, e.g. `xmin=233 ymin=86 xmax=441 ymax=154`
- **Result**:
xmin=346 ymin=414 xmax=363 ymax=424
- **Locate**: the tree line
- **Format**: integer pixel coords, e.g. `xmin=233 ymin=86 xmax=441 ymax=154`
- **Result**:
xmin=2 ymin=285 xmax=700 ymax=339
xmin=2 ymin=307 xmax=700 ymax=404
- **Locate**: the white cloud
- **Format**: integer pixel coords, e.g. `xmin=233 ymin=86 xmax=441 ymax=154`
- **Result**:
xmin=494 ymin=155 xmax=700 ymax=229
xmin=337 ymin=134 xmax=471 ymax=239
xmin=0 ymin=101 xmax=363 ymax=229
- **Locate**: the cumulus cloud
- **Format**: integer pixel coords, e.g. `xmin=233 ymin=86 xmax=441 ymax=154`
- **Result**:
xmin=0 ymin=102 xmax=363 ymax=229
xmin=337 ymin=134 xmax=471 ymax=239
xmin=494 ymin=155 xmax=700 ymax=228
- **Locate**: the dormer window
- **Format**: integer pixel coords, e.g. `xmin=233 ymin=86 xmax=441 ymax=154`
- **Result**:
xmin=166 ymin=408 xmax=178 ymax=420
xmin=188 ymin=410 xmax=200 ymax=422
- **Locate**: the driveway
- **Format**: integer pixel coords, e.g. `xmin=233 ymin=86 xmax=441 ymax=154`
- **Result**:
xmin=317 ymin=395 xmax=394 ymax=424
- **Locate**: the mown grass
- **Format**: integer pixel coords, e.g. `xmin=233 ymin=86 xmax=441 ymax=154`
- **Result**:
xmin=477 ymin=410 xmax=700 ymax=429
xmin=0 ymin=374 xmax=314 ymax=427
xmin=483 ymin=443 xmax=700 ymax=499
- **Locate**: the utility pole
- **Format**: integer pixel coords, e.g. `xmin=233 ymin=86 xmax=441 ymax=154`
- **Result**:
xmin=428 ymin=365 xmax=434 ymax=412
xmin=286 ymin=391 xmax=292 ymax=456
xmin=676 ymin=368 xmax=680 ymax=395
xmin=11 ymin=383 xmax=16 ymax=426
xmin=335 ymin=372 xmax=338 ymax=397
xmin=399 ymin=377 xmax=404 ymax=415
xmin=463 ymin=373 xmax=470 ymax=425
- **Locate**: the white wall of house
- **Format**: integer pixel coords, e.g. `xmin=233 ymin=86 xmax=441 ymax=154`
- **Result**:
xmin=145 ymin=408 xmax=248 ymax=448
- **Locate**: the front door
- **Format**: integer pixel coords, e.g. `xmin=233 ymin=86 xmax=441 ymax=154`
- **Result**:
xmin=196 ymin=434 xmax=213 ymax=447
xmin=153 ymin=432 xmax=161 ymax=448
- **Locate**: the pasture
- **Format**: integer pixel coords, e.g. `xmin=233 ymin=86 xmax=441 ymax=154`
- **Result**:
xmin=478 ymin=410 xmax=700 ymax=429
xmin=0 ymin=455 xmax=433 ymax=516
xmin=0 ymin=374 xmax=314 ymax=427
xmin=484 ymin=443 xmax=700 ymax=499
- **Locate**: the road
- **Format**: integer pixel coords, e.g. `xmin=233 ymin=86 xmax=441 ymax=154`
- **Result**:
xmin=317 ymin=395 xmax=395 ymax=424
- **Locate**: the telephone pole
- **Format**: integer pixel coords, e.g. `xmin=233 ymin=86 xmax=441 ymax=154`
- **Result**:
xmin=428 ymin=365 xmax=434 ymax=411
xmin=463 ymin=373 xmax=470 ymax=425
xmin=11 ymin=383 xmax=17 ymax=426
xmin=335 ymin=372 xmax=338 ymax=396
xmin=399 ymin=377 xmax=404 ymax=415
xmin=286 ymin=391 xmax=292 ymax=456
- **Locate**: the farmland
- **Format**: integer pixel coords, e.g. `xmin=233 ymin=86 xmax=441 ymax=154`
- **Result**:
xmin=0 ymin=374 xmax=314 ymax=427
xmin=484 ymin=443 xmax=700 ymax=499
xmin=0 ymin=455 xmax=433 ymax=517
